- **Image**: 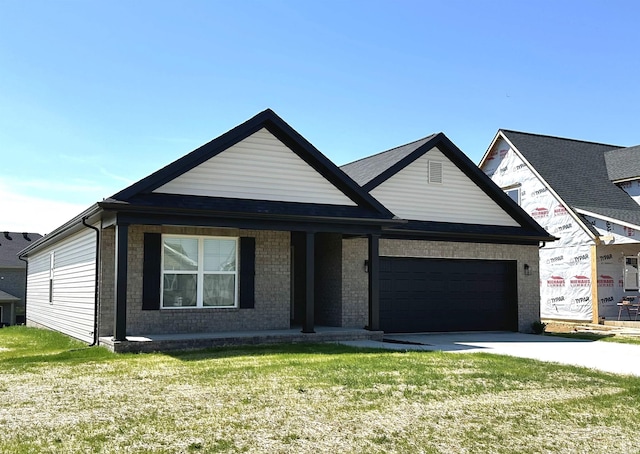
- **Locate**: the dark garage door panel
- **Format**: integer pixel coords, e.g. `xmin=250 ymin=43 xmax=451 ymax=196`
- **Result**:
xmin=380 ymin=257 xmax=517 ymax=333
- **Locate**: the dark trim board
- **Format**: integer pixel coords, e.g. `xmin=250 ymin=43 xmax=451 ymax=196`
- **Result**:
xmin=379 ymin=257 xmax=518 ymax=333
xmin=101 ymin=210 xmax=395 ymax=235
xmin=343 ymin=132 xmax=554 ymax=244
xmin=111 ymin=109 xmax=393 ymax=218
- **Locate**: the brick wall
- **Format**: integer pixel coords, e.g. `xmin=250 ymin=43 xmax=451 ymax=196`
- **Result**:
xmin=99 ymin=228 xmax=115 ymax=337
xmin=341 ymin=237 xmax=369 ymax=328
xmin=314 ymin=233 xmax=342 ymax=326
xmin=98 ymin=225 xmax=290 ymax=336
xmin=379 ymin=239 xmax=540 ymax=333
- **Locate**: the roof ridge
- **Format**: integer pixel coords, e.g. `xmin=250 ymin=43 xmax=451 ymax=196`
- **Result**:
xmin=606 ymin=144 xmax=640 ymax=153
xmin=501 ymin=129 xmax=621 ymax=148
xmin=342 ymin=133 xmax=437 ymax=167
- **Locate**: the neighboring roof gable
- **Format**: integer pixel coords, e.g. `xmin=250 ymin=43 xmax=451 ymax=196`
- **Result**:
xmin=495 ymin=130 xmax=640 ymax=227
xmin=605 ymin=145 xmax=640 ymax=182
xmin=0 ymin=232 xmax=42 ymax=267
xmin=0 ymin=289 xmax=20 ymax=302
xmin=110 ymin=109 xmax=393 ymax=220
xmin=342 ymin=133 xmax=550 ymax=236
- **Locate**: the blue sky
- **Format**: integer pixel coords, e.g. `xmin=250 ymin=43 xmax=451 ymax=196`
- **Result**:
xmin=2 ymin=0 xmax=639 ymax=234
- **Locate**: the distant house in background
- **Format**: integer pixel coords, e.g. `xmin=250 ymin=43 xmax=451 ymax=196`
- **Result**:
xmin=0 ymin=232 xmax=42 ymax=325
xmin=480 ymin=131 xmax=640 ymax=323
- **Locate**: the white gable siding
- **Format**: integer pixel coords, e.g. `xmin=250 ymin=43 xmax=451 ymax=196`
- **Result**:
xmin=154 ymin=128 xmax=356 ymax=206
xmin=26 ymin=227 xmax=97 ymax=343
xmin=370 ymin=147 xmax=520 ymax=226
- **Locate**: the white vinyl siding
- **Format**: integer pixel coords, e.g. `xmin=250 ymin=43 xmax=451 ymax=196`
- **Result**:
xmin=371 ymin=148 xmax=520 ymax=226
xmin=154 ymin=128 xmax=356 ymax=206
xmin=26 ymin=228 xmax=97 ymax=343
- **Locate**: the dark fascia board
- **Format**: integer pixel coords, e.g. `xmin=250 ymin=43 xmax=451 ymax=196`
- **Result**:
xmin=362 ymin=133 xmax=445 ymax=192
xmin=18 ymin=204 xmax=103 ymax=257
xmin=111 ymin=109 xmax=393 ymax=219
xmin=380 ymin=228 xmax=550 ymax=246
xmin=365 ymin=132 xmax=552 ymax=238
xmin=99 ymin=201 xmax=402 ymax=233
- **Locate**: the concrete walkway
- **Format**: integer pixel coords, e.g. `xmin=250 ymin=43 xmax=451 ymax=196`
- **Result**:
xmin=340 ymin=332 xmax=640 ymax=377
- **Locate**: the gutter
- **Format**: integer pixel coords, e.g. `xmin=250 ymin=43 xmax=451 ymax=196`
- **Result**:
xmin=17 ymin=255 xmax=28 ymax=326
xmin=82 ymin=216 xmax=101 ymax=347
xmin=18 ymin=203 xmax=102 ymax=257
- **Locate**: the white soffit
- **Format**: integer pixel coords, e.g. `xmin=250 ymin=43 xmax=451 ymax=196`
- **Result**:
xmin=575 ymin=208 xmax=640 ymax=232
xmin=154 ymin=128 xmax=356 ymax=206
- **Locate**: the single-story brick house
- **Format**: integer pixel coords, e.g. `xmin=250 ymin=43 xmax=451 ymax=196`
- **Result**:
xmin=19 ymin=110 xmax=553 ymax=349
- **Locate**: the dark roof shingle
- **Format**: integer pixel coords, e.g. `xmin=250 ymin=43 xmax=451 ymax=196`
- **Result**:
xmin=0 ymin=232 xmax=42 ymax=267
xmin=340 ymin=135 xmax=436 ymax=187
xmin=501 ymin=130 xmax=640 ymax=226
xmin=605 ymin=145 xmax=640 ymax=182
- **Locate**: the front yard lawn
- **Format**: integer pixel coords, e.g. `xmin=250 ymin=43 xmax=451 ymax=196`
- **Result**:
xmin=1 ymin=326 xmax=640 ymax=453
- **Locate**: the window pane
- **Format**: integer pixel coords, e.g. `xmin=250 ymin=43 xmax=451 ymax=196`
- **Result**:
xmin=505 ymin=188 xmax=520 ymax=205
xmin=163 ymin=274 xmax=197 ymax=307
xmin=203 ymin=274 xmax=235 ymax=306
xmin=203 ymin=239 xmax=236 ymax=271
xmin=625 ymin=257 xmax=639 ymax=290
xmin=163 ymin=238 xmax=198 ymax=271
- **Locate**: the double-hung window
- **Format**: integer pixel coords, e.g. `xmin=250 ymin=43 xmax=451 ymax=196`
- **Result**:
xmin=162 ymin=235 xmax=238 ymax=308
xmin=624 ymin=256 xmax=639 ymax=291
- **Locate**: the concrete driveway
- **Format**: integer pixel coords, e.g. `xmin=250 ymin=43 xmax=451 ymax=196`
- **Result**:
xmin=340 ymin=332 xmax=640 ymax=377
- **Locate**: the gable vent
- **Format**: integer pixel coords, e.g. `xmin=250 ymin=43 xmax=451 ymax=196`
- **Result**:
xmin=428 ymin=161 xmax=443 ymax=184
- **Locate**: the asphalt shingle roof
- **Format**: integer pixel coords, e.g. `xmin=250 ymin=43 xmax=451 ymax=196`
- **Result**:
xmin=0 ymin=232 xmax=42 ymax=267
xmin=501 ymin=130 xmax=640 ymax=227
xmin=340 ymin=132 xmax=554 ymax=243
xmin=605 ymin=145 xmax=640 ymax=182
xmin=0 ymin=289 xmax=20 ymax=302
xmin=340 ymin=135 xmax=436 ymax=187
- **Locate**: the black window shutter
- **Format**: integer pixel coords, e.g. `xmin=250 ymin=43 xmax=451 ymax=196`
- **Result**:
xmin=142 ymin=233 xmax=162 ymax=310
xmin=239 ymin=237 xmax=255 ymax=309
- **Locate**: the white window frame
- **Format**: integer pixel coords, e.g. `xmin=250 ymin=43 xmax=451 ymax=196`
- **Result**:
xmin=624 ymin=256 xmax=640 ymax=291
xmin=503 ymin=186 xmax=521 ymax=205
xmin=161 ymin=235 xmax=239 ymax=309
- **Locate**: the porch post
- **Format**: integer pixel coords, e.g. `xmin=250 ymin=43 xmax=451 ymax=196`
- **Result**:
xmin=368 ymin=233 xmax=380 ymax=331
xmin=113 ymin=223 xmax=129 ymax=341
xmin=302 ymin=232 xmax=315 ymax=333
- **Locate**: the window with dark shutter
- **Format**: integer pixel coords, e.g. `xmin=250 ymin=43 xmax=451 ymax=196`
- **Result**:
xmin=239 ymin=237 xmax=256 ymax=309
xmin=142 ymin=233 xmax=162 ymax=310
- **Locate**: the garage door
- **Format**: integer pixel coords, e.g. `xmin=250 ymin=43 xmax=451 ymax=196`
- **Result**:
xmin=380 ymin=257 xmax=517 ymax=333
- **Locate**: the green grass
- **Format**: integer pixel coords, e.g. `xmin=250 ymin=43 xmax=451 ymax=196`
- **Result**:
xmin=547 ymin=332 xmax=640 ymax=345
xmin=1 ymin=326 xmax=640 ymax=453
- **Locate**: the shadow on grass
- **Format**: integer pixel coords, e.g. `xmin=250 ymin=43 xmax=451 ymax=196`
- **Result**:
xmin=0 ymin=346 xmax=115 ymax=367
xmin=163 ymin=342 xmax=418 ymax=362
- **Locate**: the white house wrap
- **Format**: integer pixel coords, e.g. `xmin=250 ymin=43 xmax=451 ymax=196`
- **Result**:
xmin=481 ymin=131 xmax=640 ymax=322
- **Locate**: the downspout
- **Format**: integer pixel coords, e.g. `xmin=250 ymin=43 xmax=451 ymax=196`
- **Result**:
xmin=17 ymin=255 xmax=28 ymax=325
xmin=82 ymin=216 xmax=100 ymax=346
